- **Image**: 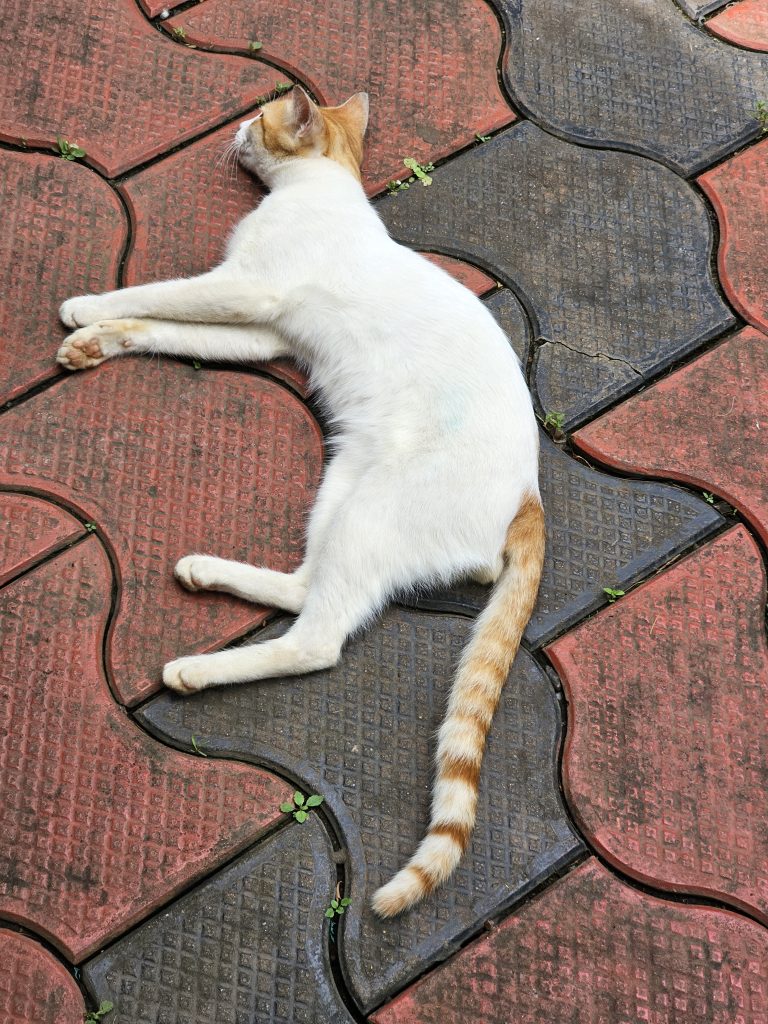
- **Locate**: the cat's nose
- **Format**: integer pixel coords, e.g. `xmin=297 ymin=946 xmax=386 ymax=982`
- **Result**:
xmin=236 ymin=112 xmax=261 ymax=145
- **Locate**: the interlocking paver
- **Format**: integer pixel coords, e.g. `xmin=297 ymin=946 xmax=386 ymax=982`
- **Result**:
xmin=700 ymin=139 xmax=768 ymax=335
xmin=575 ymin=327 xmax=768 ymax=546
xmin=138 ymin=607 xmax=582 ymax=1013
xmin=495 ymin=0 xmax=768 ymax=174
xmin=122 ymin=121 xmax=266 ymax=289
xmin=0 ymin=360 xmax=323 ymax=705
xmin=378 ymin=121 xmax=732 ymax=427
xmin=139 ymin=0 xmax=184 ymax=17
xmin=166 ymin=0 xmax=514 ymax=194
xmin=0 ymin=152 xmax=126 ymax=406
xmin=371 ymin=859 xmax=768 ymax=1024
xmin=422 ymin=254 xmax=495 ymax=297
xmin=411 ymin=433 xmax=721 ymax=647
xmin=676 ymin=0 xmax=729 ymax=18
xmin=0 ymin=538 xmax=290 ymax=960
xmin=84 ymin=818 xmax=353 ymax=1023
xmin=0 ymin=494 xmax=83 ymax=586
xmin=0 ymin=930 xmax=85 ymax=1024
xmin=547 ymin=527 xmax=768 ymax=924
xmin=709 ymin=1 xmax=768 ymax=50
xmin=0 ymin=0 xmax=280 ymax=176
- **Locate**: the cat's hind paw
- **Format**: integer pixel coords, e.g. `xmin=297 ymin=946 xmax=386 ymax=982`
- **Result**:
xmin=57 ymin=321 xmax=143 ymax=370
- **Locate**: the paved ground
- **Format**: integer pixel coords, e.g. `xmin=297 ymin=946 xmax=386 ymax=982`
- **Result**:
xmin=1 ymin=0 xmax=767 ymax=1021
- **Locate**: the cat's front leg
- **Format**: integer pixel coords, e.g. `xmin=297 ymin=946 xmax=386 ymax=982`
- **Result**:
xmin=57 ymin=318 xmax=291 ymax=371
xmin=60 ymin=272 xmax=281 ymax=328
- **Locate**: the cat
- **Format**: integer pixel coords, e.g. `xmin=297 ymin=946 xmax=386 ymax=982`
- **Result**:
xmin=56 ymin=87 xmax=545 ymax=918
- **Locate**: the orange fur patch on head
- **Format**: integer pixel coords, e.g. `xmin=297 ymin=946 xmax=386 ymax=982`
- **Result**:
xmin=256 ymin=88 xmax=368 ymax=180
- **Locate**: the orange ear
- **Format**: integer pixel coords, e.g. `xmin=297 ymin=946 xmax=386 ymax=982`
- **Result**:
xmin=289 ymin=86 xmax=322 ymax=138
xmin=337 ymin=92 xmax=369 ymax=136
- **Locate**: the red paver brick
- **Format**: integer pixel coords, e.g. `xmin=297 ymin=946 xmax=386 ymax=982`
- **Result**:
xmin=709 ymin=1 xmax=768 ymax=51
xmin=0 ymin=0 xmax=280 ymax=176
xmin=0 ymin=361 xmax=323 ymax=705
xmin=167 ymin=0 xmax=515 ymax=193
xmin=574 ymin=327 xmax=768 ymax=546
xmin=546 ymin=527 xmax=768 ymax=924
xmin=700 ymin=140 xmax=768 ymax=335
xmin=139 ymin=0 xmax=184 ymax=17
xmin=0 ymin=930 xmax=85 ymax=1023
xmin=0 ymin=494 xmax=83 ymax=587
xmin=0 ymin=152 xmax=126 ymax=406
xmin=422 ymin=254 xmax=496 ymax=296
xmin=122 ymin=122 xmax=266 ymax=288
xmin=0 ymin=539 xmax=290 ymax=960
xmin=372 ymin=859 xmax=768 ymax=1024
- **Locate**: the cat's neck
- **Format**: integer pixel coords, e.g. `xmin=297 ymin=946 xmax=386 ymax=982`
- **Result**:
xmin=266 ymin=157 xmax=365 ymax=198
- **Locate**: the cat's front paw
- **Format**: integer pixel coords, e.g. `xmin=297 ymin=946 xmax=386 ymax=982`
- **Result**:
xmin=60 ymin=294 xmax=115 ymax=329
xmin=57 ymin=321 xmax=139 ymax=370
xmin=163 ymin=655 xmax=216 ymax=695
xmin=174 ymin=554 xmax=218 ymax=592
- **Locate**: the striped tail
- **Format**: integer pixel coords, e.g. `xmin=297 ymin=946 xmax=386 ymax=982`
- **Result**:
xmin=371 ymin=492 xmax=546 ymax=918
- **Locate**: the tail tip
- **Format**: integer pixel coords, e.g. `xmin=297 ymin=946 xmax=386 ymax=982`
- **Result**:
xmin=371 ymin=868 xmax=429 ymax=919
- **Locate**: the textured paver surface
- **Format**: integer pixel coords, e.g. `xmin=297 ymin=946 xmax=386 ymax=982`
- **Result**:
xmin=0 ymin=538 xmax=290 ymax=959
xmin=139 ymin=608 xmax=582 ymax=1011
xmin=496 ymin=0 xmax=768 ymax=173
xmin=0 ymin=930 xmax=85 ymax=1024
xmin=166 ymin=0 xmax=514 ymax=193
xmin=371 ymin=859 xmax=768 ymax=1024
xmin=0 ymin=494 xmax=83 ymax=586
xmin=0 ymin=361 xmax=323 ymax=704
xmin=2 ymin=0 xmax=768 ymax=1019
xmin=84 ymin=819 xmax=352 ymax=1023
xmin=1 ymin=152 xmax=126 ymax=405
xmin=378 ymin=121 xmax=732 ymax=427
xmin=700 ymin=139 xmax=768 ymax=336
xmin=575 ymin=328 xmax=768 ymax=547
xmin=709 ymin=0 xmax=768 ymax=50
xmin=548 ymin=527 xmax=768 ymax=924
xmin=0 ymin=0 xmax=280 ymax=176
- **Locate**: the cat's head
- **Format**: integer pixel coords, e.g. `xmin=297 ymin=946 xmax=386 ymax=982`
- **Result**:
xmin=235 ymin=86 xmax=369 ymax=184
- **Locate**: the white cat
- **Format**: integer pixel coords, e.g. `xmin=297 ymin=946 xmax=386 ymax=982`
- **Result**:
xmin=57 ymin=87 xmax=544 ymax=917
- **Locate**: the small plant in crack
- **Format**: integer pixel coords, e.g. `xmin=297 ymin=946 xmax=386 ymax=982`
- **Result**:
xmin=248 ymin=40 xmax=263 ymax=53
xmin=280 ymin=790 xmax=324 ymax=822
xmin=56 ymin=136 xmax=86 ymax=161
xmin=274 ymin=82 xmax=293 ymax=95
xmin=603 ymin=587 xmax=625 ymax=604
xmin=403 ymin=157 xmax=434 ymax=186
xmin=543 ymin=410 xmax=566 ymax=440
xmin=84 ymin=521 xmax=98 ymax=533
xmin=190 ymin=735 xmax=208 ymax=757
xmin=325 ymin=896 xmax=351 ymax=920
xmin=702 ymin=491 xmax=715 ymax=504
xmin=475 ymin=132 xmax=491 ymax=143
xmin=84 ymin=1001 xmax=114 ymax=1023
xmin=386 ymin=178 xmax=410 ymax=194
xmin=754 ymin=100 xmax=768 ymax=134
xmin=170 ymin=25 xmax=187 ymax=41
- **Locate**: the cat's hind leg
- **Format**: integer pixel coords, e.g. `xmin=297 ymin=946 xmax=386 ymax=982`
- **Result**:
xmin=172 ymin=449 xmax=361 ymax=612
xmin=57 ymin=318 xmax=289 ymax=370
xmin=174 ymin=556 xmax=308 ymax=613
xmin=163 ymin=486 xmax=398 ymax=694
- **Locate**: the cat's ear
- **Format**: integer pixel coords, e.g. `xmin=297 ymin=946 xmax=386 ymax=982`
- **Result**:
xmin=338 ymin=92 xmax=369 ymax=137
xmin=288 ymin=86 xmax=322 ymax=138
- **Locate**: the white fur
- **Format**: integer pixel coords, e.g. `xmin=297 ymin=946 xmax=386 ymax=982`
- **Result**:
xmin=58 ymin=101 xmax=540 ymax=907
